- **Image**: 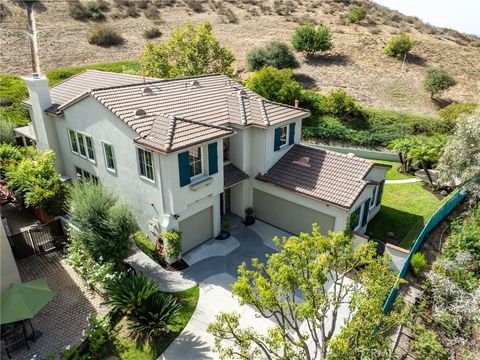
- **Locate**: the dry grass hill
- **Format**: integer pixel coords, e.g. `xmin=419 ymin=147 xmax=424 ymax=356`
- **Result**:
xmin=1 ymin=0 xmax=479 ymax=115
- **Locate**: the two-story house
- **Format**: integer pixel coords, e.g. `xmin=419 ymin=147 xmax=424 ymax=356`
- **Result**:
xmin=22 ymin=70 xmax=390 ymax=254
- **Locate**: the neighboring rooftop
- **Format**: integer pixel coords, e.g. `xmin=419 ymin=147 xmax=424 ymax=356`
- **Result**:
xmin=224 ymin=163 xmax=249 ymax=188
xmin=256 ymin=144 xmax=375 ymax=209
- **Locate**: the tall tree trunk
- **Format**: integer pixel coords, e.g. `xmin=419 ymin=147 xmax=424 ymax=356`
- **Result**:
xmin=398 ymin=153 xmax=404 ymax=171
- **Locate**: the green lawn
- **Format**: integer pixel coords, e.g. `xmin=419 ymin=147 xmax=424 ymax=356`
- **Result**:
xmin=114 ymin=285 xmax=199 ymax=360
xmin=369 ymin=159 xmax=415 ymax=181
xmin=367 ymin=182 xmax=451 ymax=249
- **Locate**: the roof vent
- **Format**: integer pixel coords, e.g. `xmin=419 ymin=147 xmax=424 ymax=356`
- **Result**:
xmin=190 ymin=80 xmax=201 ymax=88
xmin=238 ymin=89 xmax=247 ymax=96
xmin=135 ymin=109 xmax=147 ymax=116
xmin=347 ymin=153 xmax=355 ymax=158
xmin=142 ymin=86 xmax=154 ymax=95
xmin=293 ymin=156 xmax=311 ymax=167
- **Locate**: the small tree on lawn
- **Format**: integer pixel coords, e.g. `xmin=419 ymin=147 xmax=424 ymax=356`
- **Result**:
xmin=245 ymin=66 xmax=303 ymax=105
xmin=208 ymin=226 xmax=404 ymax=360
xmin=246 ymin=41 xmax=299 ymax=71
xmin=409 ymin=142 xmax=442 ymax=187
xmin=291 ymin=24 xmax=333 ymax=57
xmin=141 ymin=20 xmax=235 ymax=78
xmin=437 ymin=110 xmax=480 ymax=197
xmin=69 ymin=181 xmax=138 ymax=266
xmin=384 ymin=33 xmax=413 ymax=59
xmin=423 ymin=68 xmax=457 ymax=99
xmin=388 ymin=137 xmax=419 ymax=173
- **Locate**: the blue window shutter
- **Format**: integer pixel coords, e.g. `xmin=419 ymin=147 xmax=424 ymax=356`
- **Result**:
xmin=289 ymin=123 xmax=295 ymax=145
xmin=208 ymin=142 xmax=218 ymax=175
xmin=178 ymin=151 xmax=191 ymax=187
xmin=376 ymin=180 xmax=385 ymax=206
xmin=361 ymin=199 xmax=371 ymax=227
xmin=274 ymin=127 xmax=281 ymax=151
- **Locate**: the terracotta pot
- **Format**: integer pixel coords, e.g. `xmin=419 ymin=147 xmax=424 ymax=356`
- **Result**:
xmin=33 ymin=207 xmax=55 ymax=224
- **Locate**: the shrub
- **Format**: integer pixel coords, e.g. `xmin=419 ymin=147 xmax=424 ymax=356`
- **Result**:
xmin=410 ymin=252 xmax=427 ymax=276
xmin=246 ymin=41 xmax=298 ymax=71
xmin=443 ymin=207 xmax=480 ymax=263
xmin=300 ymin=89 xmax=325 ymax=115
xmin=423 ymin=68 xmax=457 ymax=99
xmin=85 ymin=316 xmax=116 ymax=358
xmin=5 ymin=150 xmax=68 ymax=215
xmin=438 ymin=103 xmax=478 ymax=124
xmin=320 ymin=90 xmax=359 ymax=121
xmin=0 ymin=74 xmax=30 ymax=126
xmin=128 ymin=292 xmax=181 ymax=339
xmin=69 ymin=181 xmax=138 ymax=265
xmin=185 ymin=0 xmax=204 ymax=12
xmin=245 ymin=66 xmax=302 ymax=105
xmin=412 ymin=326 xmax=448 ymax=360
xmin=134 ymin=231 xmax=157 ymax=260
xmin=347 ymin=6 xmax=366 ymax=24
xmin=163 ymin=230 xmax=182 ymax=260
xmin=143 ymin=5 xmax=160 ymax=20
xmin=104 ymin=272 xmax=161 ymax=314
xmin=87 ymin=26 xmax=124 ymax=46
xmin=292 ymin=24 xmax=333 ymax=57
xmin=0 ymin=119 xmax=16 ymax=144
xmin=384 ymin=33 xmax=413 ymax=59
xmin=97 ymin=0 xmax=110 ymax=11
xmin=0 ymin=143 xmax=23 ymax=178
xmin=69 ymin=0 xmax=90 ymax=20
xmin=143 ymin=27 xmax=162 ymax=39
xmin=86 ymin=1 xmax=106 ymax=20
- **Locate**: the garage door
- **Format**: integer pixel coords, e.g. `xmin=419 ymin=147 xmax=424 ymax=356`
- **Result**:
xmin=253 ymin=189 xmax=335 ymax=235
xmin=179 ymin=206 xmax=213 ymax=253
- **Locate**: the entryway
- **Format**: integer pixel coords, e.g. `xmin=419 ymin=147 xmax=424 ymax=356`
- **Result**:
xmin=220 ymin=188 xmax=231 ymax=215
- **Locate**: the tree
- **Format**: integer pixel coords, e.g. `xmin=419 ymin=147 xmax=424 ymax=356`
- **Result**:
xmin=246 ymin=41 xmax=298 ymax=71
xmin=291 ymin=25 xmax=333 ymax=57
xmin=423 ymin=68 xmax=457 ymax=99
xmin=69 ymin=181 xmax=138 ymax=266
xmin=384 ymin=34 xmax=413 ymax=59
xmin=5 ymin=150 xmax=67 ymax=215
xmin=208 ymin=226 xmax=403 ymax=359
xmin=320 ymin=90 xmax=359 ymax=121
xmin=437 ymin=110 xmax=480 ymax=197
xmin=141 ymin=21 xmax=235 ymax=78
xmin=245 ymin=66 xmax=302 ymax=105
xmin=409 ymin=141 xmax=443 ymax=187
xmin=388 ymin=137 xmax=419 ymax=172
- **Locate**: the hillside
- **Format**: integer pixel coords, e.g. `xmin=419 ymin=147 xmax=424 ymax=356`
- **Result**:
xmin=1 ymin=0 xmax=479 ymax=115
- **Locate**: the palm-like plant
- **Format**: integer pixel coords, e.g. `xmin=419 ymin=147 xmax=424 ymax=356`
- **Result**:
xmin=103 ymin=272 xmax=161 ymax=314
xmin=410 ymin=145 xmax=439 ymax=187
xmin=388 ymin=137 xmax=418 ymax=172
xmin=128 ymin=292 xmax=181 ymax=339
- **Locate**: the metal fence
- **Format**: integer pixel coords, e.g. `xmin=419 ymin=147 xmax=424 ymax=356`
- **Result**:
xmin=383 ymin=189 xmax=466 ymax=313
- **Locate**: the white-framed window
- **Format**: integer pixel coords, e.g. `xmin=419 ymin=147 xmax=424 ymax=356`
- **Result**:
xmin=68 ymin=129 xmax=95 ymax=162
xmin=370 ymin=187 xmax=377 ymax=209
xmin=69 ymin=129 xmax=79 ymax=154
xmin=75 ymin=166 xmax=98 ymax=183
xmin=279 ymin=125 xmax=288 ymax=147
xmin=85 ymin=136 xmax=95 ymax=161
xmin=102 ymin=142 xmax=116 ymax=173
xmin=189 ymin=147 xmax=203 ymax=178
xmin=138 ymin=147 xmax=154 ymax=181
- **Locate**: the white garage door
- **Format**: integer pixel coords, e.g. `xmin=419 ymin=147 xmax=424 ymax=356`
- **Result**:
xmin=253 ymin=189 xmax=336 ymax=235
xmin=179 ymin=206 xmax=213 ymax=253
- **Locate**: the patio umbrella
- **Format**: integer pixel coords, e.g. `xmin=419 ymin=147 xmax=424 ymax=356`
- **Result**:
xmin=1 ymin=278 xmax=55 ymax=325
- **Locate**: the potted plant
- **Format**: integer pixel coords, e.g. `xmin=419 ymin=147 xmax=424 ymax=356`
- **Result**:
xmin=244 ymin=207 xmax=255 ymax=226
xmin=217 ymin=217 xmax=231 ymax=240
xmin=162 ymin=230 xmax=182 ymax=265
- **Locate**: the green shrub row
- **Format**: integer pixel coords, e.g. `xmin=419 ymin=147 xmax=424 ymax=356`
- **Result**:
xmin=134 ymin=231 xmax=157 ymax=260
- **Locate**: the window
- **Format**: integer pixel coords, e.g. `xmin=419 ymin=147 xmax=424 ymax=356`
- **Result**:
xmin=370 ymin=187 xmax=377 ymax=209
xmin=85 ymin=136 xmax=95 ymax=161
xmin=103 ymin=142 xmax=116 ymax=173
xmin=77 ymin=133 xmax=87 ymax=157
xmin=138 ymin=148 xmax=154 ymax=180
xmin=223 ymin=138 xmax=230 ymax=163
xmin=279 ymin=125 xmax=288 ymax=147
xmin=69 ymin=130 xmax=78 ymax=153
xmin=189 ymin=147 xmax=203 ymax=178
xmin=349 ymin=207 xmax=361 ymax=231
xmin=75 ymin=166 xmax=98 ymax=183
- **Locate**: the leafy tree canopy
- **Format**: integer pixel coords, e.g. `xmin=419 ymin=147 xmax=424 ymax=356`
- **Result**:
xmin=245 ymin=66 xmax=302 ymax=105
xmin=384 ymin=34 xmax=413 ymax=59
xmin=423 ymin=68 xmax=457 ymax=99
xmin=141 ymin=21 xmax=235 ymax=78
xmin=292 ymin=25 xmax=333 ymax=57
xmin=246 ymin=41 xmax=298 ymax=71
xmin=208 ymin=226 xmax=405 ymax=360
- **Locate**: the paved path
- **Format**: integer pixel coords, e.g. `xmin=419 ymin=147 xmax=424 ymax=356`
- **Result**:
xmin=385 ymin=178 xmax=422 ymax=184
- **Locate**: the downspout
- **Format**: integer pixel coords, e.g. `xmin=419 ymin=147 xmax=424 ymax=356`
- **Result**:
xmin=24 ymin=1 xmax=41 ymax=74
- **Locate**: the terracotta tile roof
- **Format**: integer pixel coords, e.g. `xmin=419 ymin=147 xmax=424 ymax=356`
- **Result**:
xmin=256 ymin=144 xmax=374 ymax=209
xmin=22 ymin=70 xmax=154 ymax=114
xmin=134 ymin=115 xmax=233 ymax=153
xmin=224 ymin=163 xmax=249 ymax=188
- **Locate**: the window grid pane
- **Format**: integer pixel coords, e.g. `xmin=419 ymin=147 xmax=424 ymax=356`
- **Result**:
xmin=77 ymin=133 xmax=86 ymax=156
xmin=70 ymin=130 xmax=78 ymax=153
xmin=138 ymin=148 xmax=154 ymax=180
xmin=280 ymin=126 xmax=287 ymax=146
xmin=189 ymin=148 xmax=202 ymax=177
xmin=86 ymin=136 xmax=95 ymax=161
xmin=104 ymin=143 xmax=115 ymax=171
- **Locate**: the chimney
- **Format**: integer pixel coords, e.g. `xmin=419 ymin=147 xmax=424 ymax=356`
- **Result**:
xmin=23 ymin=73 xmax=63 ymax=171
xmin=294 ymin=99 xmax=299 ymax=108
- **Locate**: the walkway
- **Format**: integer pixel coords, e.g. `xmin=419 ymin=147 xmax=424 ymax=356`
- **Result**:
xmin=385 ymin=178 xmax=422 ymax=184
